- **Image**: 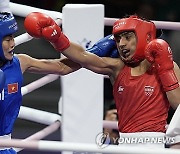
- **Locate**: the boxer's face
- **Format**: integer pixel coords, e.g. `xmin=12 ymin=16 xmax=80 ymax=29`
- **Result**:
xmin=114 ymin=31 xmax=137 ymax=62
xmin=2 ymin=35 xmax=15 ymax=60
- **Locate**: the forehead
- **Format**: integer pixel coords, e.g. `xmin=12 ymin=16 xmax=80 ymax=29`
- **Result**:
xmin=119 ymin=31 xmax=135 ymax=36
xmin=114 ymin=31 xmax=135 ymax=38
xmin=3 ymin=34 xmax=13 ymax=38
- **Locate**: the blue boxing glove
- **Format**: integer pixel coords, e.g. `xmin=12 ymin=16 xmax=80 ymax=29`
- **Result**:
xmin=0 ymin=69 xmax=5 ymax=92
xmin=86 ymin=35 xmax=119 ymax=58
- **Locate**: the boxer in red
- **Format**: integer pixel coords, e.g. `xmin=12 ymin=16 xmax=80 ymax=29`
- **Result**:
xmin=24 ymin=12 xmax=180 ymax=148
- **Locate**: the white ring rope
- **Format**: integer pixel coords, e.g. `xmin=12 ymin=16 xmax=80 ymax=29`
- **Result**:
xmin=14 ymin=33 xmax=33 ymax=47
xmin=10 ymin=2 xmax=62 ymax=20
xmin=104 ymin=17 xmax=118 ymax=26
xmin=0 ymin=139 xmax=180 ymax=154
xmin=104 ymin=17 xmax=180 ymax=30
xmin=18 ymin=104 xmax=117 ymax=128
xmin=103 ymin=120 xmax=118 ymax=129
xmin=10 ymin=2 xmax=180 ymax=31
xmin=21 ymin=74 xmax=59 ymax=96
xmin=0 ymin=0 xmax=11 ymax=12
xmin=18 ymin=106 xmax=61 ymax=125
xmin=22 ymin=121 xmax=60 ymax=141
xmin=15 ymin=121 xmax=60 ymax=152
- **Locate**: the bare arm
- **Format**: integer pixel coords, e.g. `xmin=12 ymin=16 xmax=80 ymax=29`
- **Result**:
xmin=24 ymin=12 xmax=123 ymax=77
xmin=17 ymin=54 xmax=81 ymax=75
xmin=166 ymin=62 xmax=180 ymax=109
xmin=62 ymin=42 xmax=122 ymax=76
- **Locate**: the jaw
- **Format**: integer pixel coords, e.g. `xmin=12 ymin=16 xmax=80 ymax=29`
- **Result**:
xmin=120 ymin=55 xmax=142 ymax=68
xmin=4 ymin=51 xmax=14 ymax=61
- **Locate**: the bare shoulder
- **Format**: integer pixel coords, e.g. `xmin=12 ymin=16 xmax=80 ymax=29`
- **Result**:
xmin=16 ymin=54 xmax=32 ymax=67
xmin=103 ymin=57 xmax=124 ymax=69
xmin=103 ymin=57 xmax=124 ymax=83
xmin=173 ymin=61 xmax=180 ymax=69
xmin=16 ymin=53 xmax=32 ymax=59
xmin=173 ymin=61 xmax=180 ymax=75
xmin=16 ymin=54 xmax=32 ymax=73
xmin=173 ymin=61 xmax=180 ymax=82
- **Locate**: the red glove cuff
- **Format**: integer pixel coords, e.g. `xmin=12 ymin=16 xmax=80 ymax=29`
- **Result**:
xmin=51 ymin=33 xmax=70 ymax=52
xmin=159 ymin=70 xmax=179 ymax=92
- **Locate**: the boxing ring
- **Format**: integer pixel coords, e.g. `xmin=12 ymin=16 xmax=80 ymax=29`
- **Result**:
xmin=0 ymin=1 xmax=180 ymax=153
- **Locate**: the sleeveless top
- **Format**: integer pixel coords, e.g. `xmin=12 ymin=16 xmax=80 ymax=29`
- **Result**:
xmin=0 ymin=56 xmax=23 ymax=135
xmin=113 ymin=66 xmax=169 ymax=133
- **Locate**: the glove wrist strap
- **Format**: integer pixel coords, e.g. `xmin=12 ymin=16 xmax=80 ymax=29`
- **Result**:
xmin=159 ymin=70 xmax=179 ymax=92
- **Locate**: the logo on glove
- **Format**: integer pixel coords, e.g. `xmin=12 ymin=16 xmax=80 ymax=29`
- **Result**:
xmin=51 ymin=29 xmax=58 ymax=37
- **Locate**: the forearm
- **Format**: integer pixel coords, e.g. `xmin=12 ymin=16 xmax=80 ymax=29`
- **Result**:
xmin=167 ymin=88 xmax=180 ymax=109
xmin=24 ymin=56 xmax=81 ymax=75
xmin=62 ymin=42 xmax=88 ymax=65
xmin=167 ymin=63 xmax=180 ymax=109
xmin=59 ymin=58 xmax=82 ymax=75
xmin=62 ymin=42 xmax=109 ymax=70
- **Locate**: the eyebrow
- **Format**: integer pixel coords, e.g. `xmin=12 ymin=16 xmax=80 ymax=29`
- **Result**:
xmin=4 ymin=34 xmax=13 ymax=38
xmin=114 ymin=31 xmax=134 ymax=38
xmin=120 ymin=31 xmax=134 ymax=36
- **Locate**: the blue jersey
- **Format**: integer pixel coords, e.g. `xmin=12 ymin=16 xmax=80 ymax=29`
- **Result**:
xmin=0 ymin=56 xmax=23 ymax=136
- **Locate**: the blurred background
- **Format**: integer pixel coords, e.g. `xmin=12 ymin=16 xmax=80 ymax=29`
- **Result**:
xmin=8 ymin=0 xmax=180 ymax=153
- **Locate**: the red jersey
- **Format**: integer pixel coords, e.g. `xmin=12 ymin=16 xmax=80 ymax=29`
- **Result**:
xmin=113 ymin=66 xmax=170 ymax=133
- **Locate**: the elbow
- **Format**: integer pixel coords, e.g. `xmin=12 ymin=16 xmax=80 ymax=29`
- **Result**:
xmin=170 ymin=102 xmax=179 ymax=110
xmin=57 ymin=65 xmax=69 ymax=76
xmin=58 ymin=69 xmax=69 ymax=76
xmin=168 ymin=97 xmax=180 ymax=110
xmin=57 ymin=66 xmax=79 ymax=76
xmin=167 ymin=88 xmax=180 ymax=109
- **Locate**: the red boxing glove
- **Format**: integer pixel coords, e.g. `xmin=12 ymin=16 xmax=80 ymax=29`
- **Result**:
xmin=24 ymin=12 xmax=70 ymax=51
xmin=145 ymin=39 xmax=179 ymax=92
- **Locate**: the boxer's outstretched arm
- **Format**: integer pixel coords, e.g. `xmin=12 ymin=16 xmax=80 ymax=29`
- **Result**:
xmin=17 ymin=54 xmax=81 ymax=75
xmin=24 ymin=12 xmax=122 ymax=76
xmin=64 ymin=42 xmax=122 ymax=75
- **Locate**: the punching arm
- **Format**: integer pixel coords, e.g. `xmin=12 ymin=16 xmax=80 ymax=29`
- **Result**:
xmin=24 ymin=12 xmax=118 ymax=75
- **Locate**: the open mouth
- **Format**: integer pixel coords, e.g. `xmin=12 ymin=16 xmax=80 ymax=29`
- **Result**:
xmin=121 ymin=49 xmax=130 ymax=58
xmin=8 ymin=50 xmax=14 ymax=55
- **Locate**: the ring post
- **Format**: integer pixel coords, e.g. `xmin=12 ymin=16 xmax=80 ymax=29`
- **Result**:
xmin=60 ymin=4 xmax=104 ymax=153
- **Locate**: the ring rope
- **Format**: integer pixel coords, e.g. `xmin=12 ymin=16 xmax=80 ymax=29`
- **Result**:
xmin=105 ymin=17 xmax=180 ymax=30
xmin=18 ymin=105 xmax=117 ymax=129
xmin=14 ymin=33 xmax=33 ymax=47
xmin=15 ymin=121 xmax=60 ymax=152
xmin=0 ymin=139 xmax=180 ymax=153
xmin=18 ymin=106 xmax=61 ymax=125
xmin=10 ymin=2 xmax=62 ymax=19
xmin=21 ymin=74 xmax=59 ymax=96
xmin=103 ymin=120 xmax=118 ymax=129
xmin=10 ymin=2 xmax=180 ymax=31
